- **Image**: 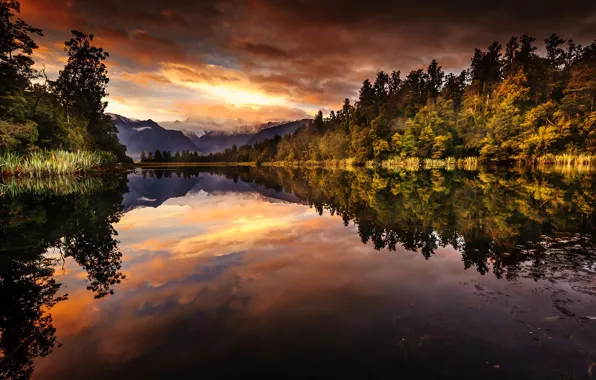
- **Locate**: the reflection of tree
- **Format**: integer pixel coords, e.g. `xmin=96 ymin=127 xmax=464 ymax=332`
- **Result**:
xmin=0 ymin=174 xmax=128 ymax=378
xmin=0 ymin=257 xmax=65 ymax=379
xmin=230 ymin=166 xmax=596 ymax=280
xmin=59 ymin=195 xmax=126 ymax=298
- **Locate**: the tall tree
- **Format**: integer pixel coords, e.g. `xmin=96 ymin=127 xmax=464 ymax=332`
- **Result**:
xmin=470 ymin=41 xmax=502 ymax=94
xmin=0 ymin=0 xmax=43 ymax=96
xmin=54 ymin=30 xmax=109 ymax=122
xmin=427 ymin=59 xmax=445 ymax=100
xmin=54 ymin=30 xmax=125 ymax=157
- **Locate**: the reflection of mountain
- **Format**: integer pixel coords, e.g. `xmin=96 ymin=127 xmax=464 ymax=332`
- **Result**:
xmin=123 ymin=172 xmax=200 ymax=211
xmin=122 ymin=170 xmax=302 ymax=212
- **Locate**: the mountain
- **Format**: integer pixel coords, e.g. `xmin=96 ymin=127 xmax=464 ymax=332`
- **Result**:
xmin=111 ymin=113 xmax=313 ymax=157
xmin=247 ymin=119 xmax=311 ymax=145
xmin=193 ymin=131 xmax=255 ymax=154
xmin=182 ymin=130 xmax=205 ymax=147
xmin=194 ymin=120 xmax=311 ymax=154
xmin=110 ymin=114 xmax=198 ymax=157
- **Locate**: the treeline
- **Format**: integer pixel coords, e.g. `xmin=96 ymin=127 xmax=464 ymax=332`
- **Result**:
xmin=0 ymin=0 xmax=129 ymax=162
xmin=140 ymin=149 xmax=200 ymax=162
xmin=139 ymin=141 xmax=279 ymax=163
xmin=206 ymin=33 xmax=596 ymax=164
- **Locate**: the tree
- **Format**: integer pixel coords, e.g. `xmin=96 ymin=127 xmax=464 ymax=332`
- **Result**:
xmin=442 ymin=71 xmax=467 ymax=109
xmin=341 ymin=98 xmax=352 ymax=133
xmin=0 ymin=0 xmax=43 ymax=96
xmin=470 ymin=41 xmax=502 ymax=94
xmin=313 ymin=110 xmax=324 ymax=132
xmin=54 ymin=30 xmax=108 ymax=122
xmin=54 ymin=30 xmax=125 ymax=157
xmin=357 ymin=79 xmax=376 ymax=124
xmin=427 ymin=59 xmax=444 ymax=100
xmin=373 ymin=71 xmax=390 ymax=104
xmin=402 ymin=69 xmax=429 ymax=116
xmin=482 ymin=68 xmax=530 ymax=160
xmin=153 ymin=150 xmax=163 ymax=162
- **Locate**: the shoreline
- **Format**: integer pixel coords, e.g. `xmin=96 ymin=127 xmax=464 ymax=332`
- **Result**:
xmin=131 ymin=157 xmax=595 ymax=172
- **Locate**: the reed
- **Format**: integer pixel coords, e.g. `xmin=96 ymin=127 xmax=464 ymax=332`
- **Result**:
xmin=457 ymin=157 xmax=479 ymax=170
xmin=535 ymin=154 xmax=595 ymax=166
xmin=381 ymin=157 xmax=421 ymax=170
xmin=263 ymin=159 xmax=355 ymax=168
xmin=0 ymin=150 xmax=116 ymax=176
xmin=423 ymin=159 xmax=447 ymax=169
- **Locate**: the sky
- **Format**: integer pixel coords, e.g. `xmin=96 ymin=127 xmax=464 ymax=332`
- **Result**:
xmin=18 ymin=0 xmax=596 ymax=128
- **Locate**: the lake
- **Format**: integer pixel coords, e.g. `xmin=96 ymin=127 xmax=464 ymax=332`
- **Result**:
xmin=1 ymin=166 xmax=595 ymax=379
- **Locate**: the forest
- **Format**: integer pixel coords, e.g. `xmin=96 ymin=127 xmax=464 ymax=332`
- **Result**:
xmin=172 ymin=33 xmax=596 ymax=165
xmin=0 ymin=0 xmax=130 ymax=173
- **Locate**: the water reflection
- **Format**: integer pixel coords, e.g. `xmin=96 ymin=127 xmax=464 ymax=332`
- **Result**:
xmin=0 ymin=175 xmax=127 ymax=379
xmin=263 ymin=167 xmax=596 ymax=280
xmin=0 ymin=167 xmax=595 ymax=379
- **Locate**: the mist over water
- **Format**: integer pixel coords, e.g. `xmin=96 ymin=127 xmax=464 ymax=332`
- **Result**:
xmin=1 ymin=167 xmax=595 ymax=379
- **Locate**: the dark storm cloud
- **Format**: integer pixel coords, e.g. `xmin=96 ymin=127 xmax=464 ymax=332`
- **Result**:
xmin=21 ymin=0 xmax=596 ymax=107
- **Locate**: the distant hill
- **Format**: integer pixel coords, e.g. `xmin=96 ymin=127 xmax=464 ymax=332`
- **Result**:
xmin=110 ymin=114 xmax=198 ymax=158
xmin=194 ymin=131 xmax=255 ymax=154
xmin=182 ymin=130 xmax=204 ymax=147
xmin=247 ymin=119 xmax=311 ymax=145
xmin=195 ymin=120 xmax=311 ymax=154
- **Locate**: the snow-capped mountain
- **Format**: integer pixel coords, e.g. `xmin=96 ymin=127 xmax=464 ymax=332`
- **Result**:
xmin=110 ymin=114 xmax=313 ymax=158
xmin=109 ymin=114 xmax=198 ymax=158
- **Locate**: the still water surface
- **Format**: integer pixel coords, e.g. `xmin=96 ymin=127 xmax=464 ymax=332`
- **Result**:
xmin=1 ymin=167 xmax=595 ymax=379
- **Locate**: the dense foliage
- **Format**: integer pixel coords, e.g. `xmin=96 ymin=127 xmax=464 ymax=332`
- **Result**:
xmin=0 ymin=0 xmax=129 ymax=162
xmin=201 ymin=34 xmax=596 ymax=164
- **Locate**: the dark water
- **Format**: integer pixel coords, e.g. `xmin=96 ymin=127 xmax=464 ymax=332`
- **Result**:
xmin=1 ymin=167 xmax=595 ymax=379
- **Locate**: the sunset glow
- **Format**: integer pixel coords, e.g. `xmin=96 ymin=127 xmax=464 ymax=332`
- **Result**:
xmin=17 ymin=0 xmax=596 ymax=127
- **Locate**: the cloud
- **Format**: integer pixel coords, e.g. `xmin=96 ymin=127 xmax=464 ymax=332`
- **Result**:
xmin=19 ymin=0 xmax=596 ymax=123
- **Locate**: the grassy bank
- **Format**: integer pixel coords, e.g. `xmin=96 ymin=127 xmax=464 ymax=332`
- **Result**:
xmin=134 ymin=161 xmax=257 ymax=168
xmin=262 ymin=159 xmax=355 ymax=169
xmin=132 ymin=154 xmax=596 ymax=171
xmin=534 ymin=154 xmax=595 ymax=166
xmin=0 ymin=150 xmax=119 ymax=176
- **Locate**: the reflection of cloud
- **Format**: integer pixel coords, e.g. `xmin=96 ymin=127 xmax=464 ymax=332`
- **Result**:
xmin=35 ymin=179 xmax=596 ymax=379
xmin=119 ymin=193 xmax=311 ymax=259
xmin=35 ymin=188 xmax=500 ymax=379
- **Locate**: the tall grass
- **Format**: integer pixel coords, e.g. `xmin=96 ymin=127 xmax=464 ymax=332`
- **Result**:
xmin=0 ymin=150 xmax=117 ymax=176
xmin=381 ymin=157 xmax=421 ymax=170
xmin=423 ymin=159 xmax=448 ymax=169
xmin=381 ymin=157 xmax=479 ymax=171
xmin=457 ymin=157 xmax=479 ymax=170
xmin=535 ymin=154 xmax=594 ymax=166
xmin=263 ymin=159 xmax=355 ymax=168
